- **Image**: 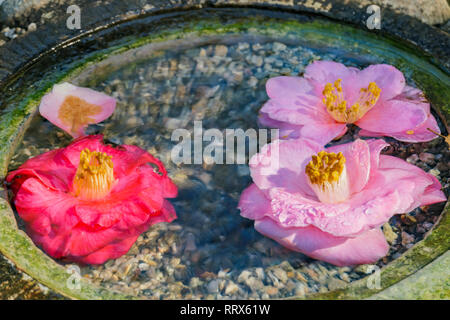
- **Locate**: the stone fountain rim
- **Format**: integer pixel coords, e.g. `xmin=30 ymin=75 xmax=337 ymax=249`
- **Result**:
xmin=0 ymin=0 xmax=449 ymax=88
xmin=0 ymin=2 xmax=448 ymax=300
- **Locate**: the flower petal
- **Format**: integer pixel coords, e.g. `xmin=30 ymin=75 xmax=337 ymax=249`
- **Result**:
xmin=358 ymin=64 xmax=406 ymax=101
xmin=258 ymin=112 xmax=304 ymax=139
xmin=238 ymin=184 xmax=272 ymax=220
xmin=66 ymin=226 xmax=131 ymax=259
xmin=54 ymin=135 xmax=177 ymax=199
xmin=8 ymin=134 xmax=177 ymax=265
xmin=259 ymin=110 xmax=347 ymax=145
xmin=39 ymin=82 xmax=116 ymax=138
xmin=247 ymin=137 xmax=445 ymax=238
xmin=255 ymin=217 xmax=389 ymax=266
xmin=297 ymin=122 xmax=348 ymax=146
xmin=14 ymin=177 xmax=78 ymax=236
xmin=326 ymin=139 xmax=371 ymax=194
xmin=304 ymin=60 xmax=358 ymax=86
xmin=396 ymin=85 xmax=430 ymax=113
xmin=7 ymin=149 xmax=75 ymax=192
xmin=358 ymin=84 xmax=441 ymax=143
xmin=266 ymin=76 xmax=314 ymax=101
xmin=366 ymin=139 xmax=389 ymax=171
xmin=360 ymin=115 xmax=441 ymax=143
xmin=312 ymin=153 xmax=445 ymax=237
xmin=356 ymin=99 xmax=427 ymax=134
xmin=261 ymin=94 xmax=332 ymax=125
xmin=80 ymin=235 xmax=139 ymax=265
xmin=249 ymin=138 xmax=322 ymax=198
xmin=264 ymin=184 xmax=401 ymax=237
xmin=74 ymin=170 xmax=168 ymax=230
xmin=261 ymin=99 xmax=347 ymax=143
xmin=378 ymin=155 xmax=447 ymax=211
xmin=13 ymin=177 xmax=79 ymax=259
xmin=148 ymin=200 xmax=178 ymax=225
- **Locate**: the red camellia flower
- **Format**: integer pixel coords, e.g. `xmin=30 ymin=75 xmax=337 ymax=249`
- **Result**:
xmin=7 ymin=135 xmax=177 ymax=265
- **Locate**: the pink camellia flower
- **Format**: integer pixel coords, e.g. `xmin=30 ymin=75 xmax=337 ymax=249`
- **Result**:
xmin=238 ymin=138 xmax=446 ymax=266
xmin=39 ymin=82 xmax=116 ymax=138
xmin=7 ymin=135 xmax=177 ymax=265
xmin=260 ymin=61 xmax=441 ymax=144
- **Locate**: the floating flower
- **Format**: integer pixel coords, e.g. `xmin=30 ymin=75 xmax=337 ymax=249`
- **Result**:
xmin=259 ymin=61 xmax=441 ymax=144
xmin=7 ymin=135 xmax=177 ymax=265
xmin=238 ymin=138 xmax=445 ymax=266
xmin=39 ymin=83 xmax=116 ymax=138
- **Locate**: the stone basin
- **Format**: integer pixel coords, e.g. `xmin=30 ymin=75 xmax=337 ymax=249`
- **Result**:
xmin=0 ymin=1 xmax=448 ymax=299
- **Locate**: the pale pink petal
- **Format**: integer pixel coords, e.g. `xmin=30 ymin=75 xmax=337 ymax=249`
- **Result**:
xmin=365 ymin=139 xmax=389 ymax=173
xmin=304 ymin=60 xmax=358 ymax=85
xmin=305 ymin=61 xmax=360 ymax=100
xmin=308 ymin=154 xmax=445 ymax=236
xmin=266 ymin=76 xmax=314 ymax=101
xmin=73 ymin=183 xmax=163 ymax=229
xmin=261 ymin=95 xmax=333 ymax=126
xmin=258 ymin=112 xmax=303 ymax=139
xmin=358 ymin=64 xmax=406 ymax=101
xmin=258 ymin=112 xmax=347 ymax=143
xmin=258 ymin=111 xmax=286 ymax=128
xmin=238 ymin=184 xmax=272 ymax=220
xmin=356 ymin=99 xmax=427 ymax=134
xmin=308 ymin=228 xmax=389 ymax=267
xmin=362 ymin=115 xmax=441 ymax=143
xmin=249 ymin=138 xmax=322 ymax=198
xmin=39 ymin=82 xmax=116 ymax=138
xmin=265 ymin=183 xmax=402 ymax=237
xmin=255 ymin=218 xmax=389 ymax=266
xmin=326 ymin=139 xmax=371 ymax=194
xmin=378 ymin=155 xmax=446 ymax=211
xmin=359 ymin=83 xmax=441 ymax=143
xmin=296 ymin=122 xmax=347 ymax=146
xmin=255 ymin=218 xmax=345 ymax=253
xmin=396 ymin=85 xmax=430 ymax=113
xmin=307 ymin=158 xmax=443 ymax=237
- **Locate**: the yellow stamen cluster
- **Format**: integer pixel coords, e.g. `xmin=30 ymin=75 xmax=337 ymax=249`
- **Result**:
xmin=323 ymin=79 xmax=381 ymax=123
xmin=305 ymin=151 xmax=346 ymax=186
xmin=72 ymin=149 xmax=115 ymax=200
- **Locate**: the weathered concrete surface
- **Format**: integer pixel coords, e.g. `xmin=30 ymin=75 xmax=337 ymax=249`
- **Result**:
xmin=1 ymin=0 xmax=449 ymax=25
xmin=369 ymin=251 xmax=450 ymax=300
xmin=354 ymin=0 xmax=450 ymax=25
xmin=0 ymin=254 xmax=62 ymax=299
